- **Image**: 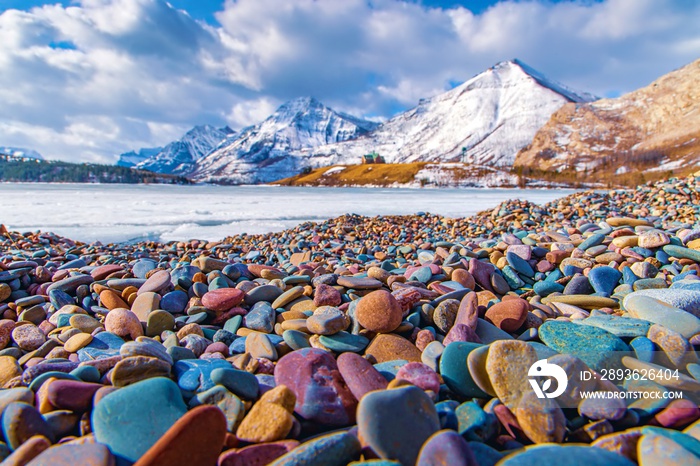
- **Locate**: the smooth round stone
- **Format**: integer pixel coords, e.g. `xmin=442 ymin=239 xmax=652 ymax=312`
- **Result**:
xmin=271 ymin=286 xmax=305 ymax=309
xmin=625 ymin=294 xmax=700 ymax=338
xmin=498 ymin=444 xmax=635 ymax=466
xmin=433 ymin=299 xmax=459 ymax=334
xmin=1 ymin=402 xmax=54 ymax=450
xmin=202 ymin=288 xmax=245 ymax=312
xmin=654 ymin=399 xmax=700 ymax=428
xmin=70 ymin=365 xmax=101 ymax=383
xmin=563 ymin=275 xmax=594 ymax=295
xmin=307 ymin=306 xmax=347 ymax=335
xmin=337 ymin=352 xmax=388 ymax=401
xmin=137 ymin=270 xmax=171 ymax=295
xmin=314 ymin=283 xmax=342 ymax=307
xmin=68 ymin=314 xmax=101 ymax=333
xmin=336 ymin=276 xmax=383 ymax=289
xmin=104 ymin=308 xmax=144 ymax=340
xmin=244 ymin=285 xmax=283 ymax=306
xmin=11 ymin=325 xmax=46 ymax=351
xmin=541 ymin=294 xmax=619 ymax=310
xmin=664 ymin=244 xmax=700 ymax=262
xmin=421 ymin=341 xmax=444 ymax=371
xmin=491 ymin=273 xmax=511 ymax=294
xmin=133 ymin=259 xmax=158 ymax=279
xmin=395 ymin=362 xmax=441 ymax=394
xmin=624 ymin=289 xmax=700 ymax=317
xmin=174 ymin=358 xmax=231 ymax=395
xmin=282 ymin=329 xmax=311 ymax=350
xmin=467 ymin=344 xmax=497 ymax=397
xmin=638 ymin=432 xmax=700 ymax=466
xmin=244 ymin=303 xmax=276 ymax=334
xmin=131 ymin=292 xmax=160 ymax=322
xmin=416 ymin=429 xmax=477 ymax=466
xmin=588 ymin=266 xmax=623 ymax=296
xmin=160 ymin=290 xmax=188 ymax=313
xmin=356 ymin=290 xmax=402 ymax=333
xmin=146 ymin=310 xmax=175 ymax=337
xmin=438 ymin=342 xmax=488 ymax=398
xmin=274 ymin=348 xmax=356 ymax=426
xmin=357 ymin=385 xmax=440 ymax=466
xmin=409 ymin=266 xmax=432 ymax=283
xmin=484 ymin=298 xmax=528 ymax=332
xmin=133 ymin=405 xmax=226 ymax=466
xmin=218 ymin=440 xmax=299 ymax=466
xmin=63 ymin=333 xmax=92 ymax=353
xmin=578 ymin=396 xmax=627 ymax=421
xmin=486 ymin=340 xmax=538 ymax=410
xmin=245 ymin=332 xmax=278 ymax=360
xmin=92 ymin=377 xmax=187 ymax=464
xmin=648 ymin=323 xmax=695 ymax=369
xmin=236 ymin=386 xmax=295 ymax=443
xmin=0 ymin=356 xmax=22 ymax=387
xmin=210 ymin=367 xmax=259 ymax=400
xmin=539 ymin=320 xmax=629 ymax=371
xmin=575 ymin=313 xmax=651 ymax=338
xmin=111 ymin=356 xmax=172 ymax=387
xmin=506 ymin=251 xmax=534 ymax=277
xmin=3 ymin=434 xmax=50 ymax=465
xmin=268 ymin=432 xmax=361 ymax=466
xmin=0 ymin=388 xmax=34 ymax=415
xmin=365 ymin=334 xmax=422 ymax=363
xmin=0 ymin=283 xmax=11 ymax=302
xmin=46 ymin=379 xmax=102 ymax=412
xmin=120 ymin=341 xmax=173 ymax=364
xmin=319 ymin=331 xmax=369 ymax=353
xmin=25 ymin=443 xmax=115 ymax=466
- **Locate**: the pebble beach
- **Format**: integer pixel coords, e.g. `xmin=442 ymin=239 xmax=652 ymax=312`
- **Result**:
xmin=1 ymin=174 xmax=700 ymax=465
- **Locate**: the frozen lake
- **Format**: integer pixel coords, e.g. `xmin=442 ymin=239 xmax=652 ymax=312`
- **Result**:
xmin=0 ymin=183 xmax=576 ymax=243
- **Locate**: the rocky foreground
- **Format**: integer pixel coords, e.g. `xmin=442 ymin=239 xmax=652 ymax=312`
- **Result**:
xmin=1 ymin=175 xmax=700 ymax=465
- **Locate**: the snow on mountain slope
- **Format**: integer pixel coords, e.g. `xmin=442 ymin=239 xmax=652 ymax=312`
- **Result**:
xmin=0 ymin=147 xmax=43 ymax=160
xmin=192 ymin=97 xmax=379 ymax=184
xmin=130 ymin=125 xmax=235 ymax=175
xmin=117 ymin=147 xmax=162 ymax=167
xmin=305 ymin=60 xmax=597 ymax=169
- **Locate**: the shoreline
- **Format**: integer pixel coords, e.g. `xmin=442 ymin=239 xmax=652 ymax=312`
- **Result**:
xmin=0 ymin=173 xmax=699 ymax=464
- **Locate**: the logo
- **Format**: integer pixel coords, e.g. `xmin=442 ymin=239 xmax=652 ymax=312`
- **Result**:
xmin=528 ymin=359 xmax=568 ymax=399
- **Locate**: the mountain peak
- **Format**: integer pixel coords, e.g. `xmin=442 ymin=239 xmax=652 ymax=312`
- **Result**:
xmin=489 ymin=59 xmax=598 ymax=103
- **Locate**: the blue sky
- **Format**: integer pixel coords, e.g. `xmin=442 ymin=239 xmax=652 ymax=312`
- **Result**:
xmin=0 ymin=0 xmax=698 ymax=162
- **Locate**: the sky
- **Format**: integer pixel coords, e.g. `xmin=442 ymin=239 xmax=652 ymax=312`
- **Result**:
xmin=0 ymin=0 xmax=698 ymax=163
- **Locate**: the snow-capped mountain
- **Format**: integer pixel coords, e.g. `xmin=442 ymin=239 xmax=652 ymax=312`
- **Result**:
xmin=305 ymin=59 xmax=596 ymax=168
xmin=192 ymin=97 xmax=379 ymax=184
xmin=119 ymin=125 xmax=235 ymax=175
xmin=0 ymin=146 xmax=43 ymax=160
xmin=117 ymin=147 xmax=162 ymax=167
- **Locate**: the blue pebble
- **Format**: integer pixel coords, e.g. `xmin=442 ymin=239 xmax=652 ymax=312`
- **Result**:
xmin=160 ymin=290 xmax=188 ymax=313
xmin=563 ymin=265 xmax=583 ymax=277
xmin=588 ymin=266 xmax=622 ymax=296
xmin=622 ymin=266 xmax=639 ymax=286
xmin=132 ymin=259 xmax=157 ymax=279
xmin=229 ymin=337 xmax=247 ymax=354
xmin=534 ymin=281 xmax=564 ymax=297
xmin=578 ymin=233 xmax=605 ymax=251
xmin=49 ymin=289 xmax=74 ymax=309
xmin=506 ymin=252 xmax=534 ymax=278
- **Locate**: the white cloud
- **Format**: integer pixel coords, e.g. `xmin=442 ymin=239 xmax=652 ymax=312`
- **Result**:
xmin=0 ymin=0 xmax=698 ymax=163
